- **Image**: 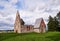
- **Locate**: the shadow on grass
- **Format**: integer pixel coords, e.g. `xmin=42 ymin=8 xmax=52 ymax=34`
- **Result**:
xmin=46 ymin=33 xmax=60 ymax=41
xmin=0 ymin=33 xmax=21 ymax=41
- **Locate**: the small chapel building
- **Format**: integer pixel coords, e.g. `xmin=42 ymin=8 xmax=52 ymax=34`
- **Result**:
xmin=14 ymin=11 xmax=46 ymax=33
xmin=34 ymin=18 xmax=46 ymax=33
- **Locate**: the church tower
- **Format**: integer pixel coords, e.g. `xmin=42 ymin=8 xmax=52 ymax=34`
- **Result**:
xmin=14 ymin=10 xmax=21 ymax=33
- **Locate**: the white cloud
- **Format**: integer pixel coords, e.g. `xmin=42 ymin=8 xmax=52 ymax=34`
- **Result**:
xmin=21 ymin=0 xmax=60 ymax=24
xmin=0 ymin=0 xmax=60 ymax=30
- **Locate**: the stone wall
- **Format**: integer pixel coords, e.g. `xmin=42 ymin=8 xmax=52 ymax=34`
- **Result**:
xmin=21 ymin=25 xmax=33 ymax=33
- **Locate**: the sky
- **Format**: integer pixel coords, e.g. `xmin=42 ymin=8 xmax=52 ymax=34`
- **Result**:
xmin=0 ymin=0 xmax=60 ymax=30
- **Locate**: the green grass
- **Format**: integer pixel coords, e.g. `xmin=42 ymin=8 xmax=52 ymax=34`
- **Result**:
xmin=0 ymin=32 xmax=60 ymax=41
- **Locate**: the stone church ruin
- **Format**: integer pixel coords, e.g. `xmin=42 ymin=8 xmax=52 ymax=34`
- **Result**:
xmin=14 ymin=11 xmax=46 ymax=33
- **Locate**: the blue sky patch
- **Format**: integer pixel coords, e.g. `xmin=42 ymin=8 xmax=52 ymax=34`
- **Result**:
xmin=15 ymin=1 xmax=23 ymax=9
xmin=1 ymin=0 xmax=9 ymax=2
xmin=0 ymin=5 xmax=4 ymax=10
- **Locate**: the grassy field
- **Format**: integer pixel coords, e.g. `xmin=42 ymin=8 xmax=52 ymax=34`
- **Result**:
xmin=0 ymin=32 xmax=60 ymax=41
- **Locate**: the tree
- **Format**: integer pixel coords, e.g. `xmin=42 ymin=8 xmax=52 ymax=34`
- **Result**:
xmin=48 ymin=12 xmax=60 ymax=31
xmin=57 ymin=12 xmax=60 ymax=18
xmin=56 ymin=11 xmax=60 ymax=31
xmin=20 ymin=18 xmax=25 ymax=25
xmin=47 ymin=16 xmax=54 ymax=31
xmin=47 ymin=16 xmax=59 ymax=31
xmin=56 ymin=11 xmax=60 ymax=25
xmin=54 ymin=17 xmax=59 ymax=31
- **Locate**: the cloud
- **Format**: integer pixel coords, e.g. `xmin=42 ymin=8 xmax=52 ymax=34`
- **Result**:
xmin=21 ymin=0 xmax=60 ymax=24
xmin=0 ymin=0 xmax=18 ymax=30
xmin=0 ymin=0 xmax=60 ymax=30
xmin=0 ymin=21 xmax=13 ymax=27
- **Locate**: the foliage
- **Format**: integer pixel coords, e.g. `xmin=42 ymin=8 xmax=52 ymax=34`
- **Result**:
xmin=57 ymin=12 xmax=60 ymax=17
xmin=48 ymin=16 xmax=54 ymax=31
xmin=56 ymin=11 xmax=60 ymax=31
xmin=54 ymin=17 xmax=59 ymax=31
xmin=47 ymin=16 xmax=59 ymax=31
xmin=20 ymin=18 xmax=25 ymax=25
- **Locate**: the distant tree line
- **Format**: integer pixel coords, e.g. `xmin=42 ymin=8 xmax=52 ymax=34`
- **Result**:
xmin=47 ymin=12 xmax=60 ymax=31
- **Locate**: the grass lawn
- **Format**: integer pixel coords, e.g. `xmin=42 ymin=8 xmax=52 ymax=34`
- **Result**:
xmin=0 ymin=32 xmax=60 ymax=41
